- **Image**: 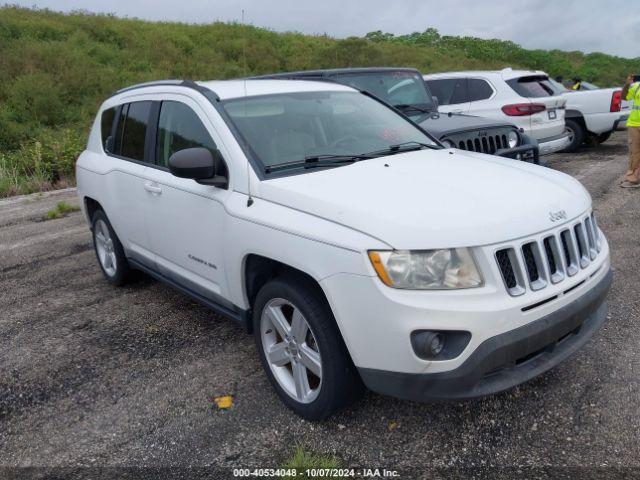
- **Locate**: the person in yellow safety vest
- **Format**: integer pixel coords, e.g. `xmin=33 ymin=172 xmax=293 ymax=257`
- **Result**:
xmin=621 ymin=75 xmax=640 ymax=187
xmin=571 ymin=77 xmax=582 ymax=91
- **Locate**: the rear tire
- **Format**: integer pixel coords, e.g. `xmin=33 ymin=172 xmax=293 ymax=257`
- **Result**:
xmin=253 ymin=275 xmax=362 ymax=420
xmin=91 ymin=210 xmax=131 ymax=286
xmin=563 ymin=119 xmax=585 ymax=152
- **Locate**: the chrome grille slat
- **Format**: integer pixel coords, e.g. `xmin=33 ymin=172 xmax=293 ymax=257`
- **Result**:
xmin=496 ymin=248 xmax=525 ymax=296
xmin=522 ymin=242 xmax=547 ymax=291
xmin=495 ymin=213 xmax=601 ymax=296
xmin=584 ymin=217 xmax=597 ymax=260
xmin=573 ymin=223 xmax=590 ymax=268
xmin=560 ymin=229 xmax=580 ymax=276
xmin=543 ymin=236 xmax=565 ymax=284
xmin=591 ymin=212 xmax=601 ymax=252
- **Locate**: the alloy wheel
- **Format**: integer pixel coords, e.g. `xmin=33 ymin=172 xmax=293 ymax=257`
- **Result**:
xmin=94 ymin=219 xmax=117 ymax=277
xmin=260 ymin=298 xmax=322 ymax=403
xmin=566 ymin=126 xmax=575 ymax=144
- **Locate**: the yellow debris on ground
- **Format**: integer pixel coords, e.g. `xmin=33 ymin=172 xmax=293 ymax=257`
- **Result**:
xmin=213 ymin=395 xmax=233 ymax=410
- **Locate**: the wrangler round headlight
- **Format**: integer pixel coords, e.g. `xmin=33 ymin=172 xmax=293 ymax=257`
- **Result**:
xmin=441 ymin=139 xmax=455 ymax=148
xmin=368 ymin=248 xmax=483 ymax=290
xmin=508 ymin=130 xmax=519 ymax=148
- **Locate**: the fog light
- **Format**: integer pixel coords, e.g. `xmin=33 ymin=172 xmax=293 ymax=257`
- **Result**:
xmin=516 ymin=153 xmax=522 ymax=160
xmin=428 ymin=333 xmax=444 ymax=356
xmin=415 ymin=332 xmax=445 ymax=358
xmin=411 ymin=330 xmax=472 ymax=361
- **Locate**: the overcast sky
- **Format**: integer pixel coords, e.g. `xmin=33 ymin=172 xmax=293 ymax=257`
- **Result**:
xmin=10 ymin=0 xmax=639 ymax=58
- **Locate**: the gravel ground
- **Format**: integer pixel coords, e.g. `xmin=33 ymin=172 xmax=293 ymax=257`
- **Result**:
xmin=0 ymin=133 xmax=638 ymax=478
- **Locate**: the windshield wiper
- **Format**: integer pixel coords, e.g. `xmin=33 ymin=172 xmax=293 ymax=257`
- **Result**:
xmin=264 ymin=143 xmax=438 ymax=174
xmin=363 ymin=141 xmax=438 ymax=158
xmin=264 ymin=154 xmax=372 ymax=174
xmin=394 ymin=104 xmax=433 ymax=114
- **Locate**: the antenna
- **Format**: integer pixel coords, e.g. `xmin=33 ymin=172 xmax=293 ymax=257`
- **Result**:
xmin=242 ymin=9 xmax=254 ymax=207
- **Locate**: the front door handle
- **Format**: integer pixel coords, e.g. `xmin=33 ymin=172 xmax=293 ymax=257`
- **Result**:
xmin=144 ymin=181 xmax=162 ymax=194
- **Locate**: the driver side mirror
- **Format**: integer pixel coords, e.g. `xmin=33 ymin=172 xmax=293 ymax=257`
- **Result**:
xmin=432 ymin=96 xmax=439 ymax=111
xmin=168 ymin=147 xmax=228 ymax=189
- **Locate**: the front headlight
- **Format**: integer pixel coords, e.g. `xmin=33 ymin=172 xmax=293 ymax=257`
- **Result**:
xmin=507 ymin=130 xmax=519 ymax=148
xmin=368 ymin=248 xmax=483 ymax=290
xmin=441 ymin=139 xmax=455 ymax=148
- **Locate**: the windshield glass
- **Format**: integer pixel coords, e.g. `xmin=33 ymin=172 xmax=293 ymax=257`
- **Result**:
xmin=334 ymin=71 xmax=435 ymax=111
xmin=222 ymin=91 xmax=437 ymax=171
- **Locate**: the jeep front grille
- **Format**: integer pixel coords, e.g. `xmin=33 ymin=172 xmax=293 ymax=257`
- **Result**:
xmin=443 ymin=127 xmax=513 ymax=155
xmin=495 ymin=213 xmax=601 ymax=296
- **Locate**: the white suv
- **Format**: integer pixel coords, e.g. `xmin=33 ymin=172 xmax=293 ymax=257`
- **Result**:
xmin=424 ymin=68 xmax=571 ymax=155
xmin=77 ymin=78 xmax=611 ymax=420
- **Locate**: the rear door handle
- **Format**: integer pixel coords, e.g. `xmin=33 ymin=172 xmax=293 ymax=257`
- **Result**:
xmin=144 ymin=181 xmax=162 ymax=194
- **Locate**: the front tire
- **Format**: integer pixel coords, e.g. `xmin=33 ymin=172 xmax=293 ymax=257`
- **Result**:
xmin=253 ymin=275 xmax=362 ymax=420
xmin=563 ymin=119 xmax=585 ymax=152
xmin=91 ymin=210 xmax=131 ymax=286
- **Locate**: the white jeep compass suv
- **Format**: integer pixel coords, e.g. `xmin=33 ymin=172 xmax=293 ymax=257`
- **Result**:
xmin=77 ymin=78 xmax=612 ymax=420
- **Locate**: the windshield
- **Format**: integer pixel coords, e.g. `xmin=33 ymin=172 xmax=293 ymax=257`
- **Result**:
xmin=334 ymin=71 xmax=435 ymax=112
xmin=222 ymin=91 xmax=437 ymax=172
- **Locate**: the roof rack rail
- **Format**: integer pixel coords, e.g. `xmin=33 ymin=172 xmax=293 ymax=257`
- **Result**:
xmin=110 ymin=79 xmax=219 ymax=100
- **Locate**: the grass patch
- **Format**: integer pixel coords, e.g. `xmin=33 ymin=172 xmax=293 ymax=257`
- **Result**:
xmin=43 ymin=201 xmax=80 ymax=220
xmin=280 ymin=446 xmax=342 ymax=479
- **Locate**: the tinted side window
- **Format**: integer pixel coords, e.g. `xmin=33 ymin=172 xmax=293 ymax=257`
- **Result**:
xmin=120 ymin=101 xmax=152 ymax=161
xmin=100 ymin=107 xmax=116 ymax=152
xmin=506 ymin=76 xmax=555 ymax=98
xmin=468 ymin=79 xmax=494 ymax=102
xmin=156 ymin=101 xmax=218 ymax=168
xmin=426 ymin=79 xmax=468 ymax=105
xmin=113 ymin=104 xmax=128 ymax=156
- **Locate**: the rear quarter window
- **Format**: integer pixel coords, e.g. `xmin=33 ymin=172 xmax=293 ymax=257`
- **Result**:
xmin=507 ymin=76 xmax=555 ymax=98
xmin=468 ymin=79 xmax=494 ymax=101
xmin=100 ymin=107 xmax=116 ymax=152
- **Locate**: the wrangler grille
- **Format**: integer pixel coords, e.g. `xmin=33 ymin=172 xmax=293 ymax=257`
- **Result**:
xmin=495 ymin=213 xmax=602 ymax=296
xmin=444 ymin=127 xmax=514 ymax=155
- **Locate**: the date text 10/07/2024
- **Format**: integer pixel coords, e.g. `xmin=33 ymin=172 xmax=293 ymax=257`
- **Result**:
xmin=232 ymin=468 xmax=401 ymax=477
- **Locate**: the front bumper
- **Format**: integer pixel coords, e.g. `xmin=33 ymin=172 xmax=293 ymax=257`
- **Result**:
xmin=537 ymin=131 xmax=571 ymax=155
xmin=358 ymin=268 xmax=611 ymax=402
xmin=495 ymin=144 xmax=539 ymax=164
xmin=614 ymin=114 xmax=629 ymax=131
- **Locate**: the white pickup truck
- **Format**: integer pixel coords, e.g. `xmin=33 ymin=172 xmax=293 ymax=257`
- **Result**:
xmin=549 ymin=79 xmax=629 ymax=152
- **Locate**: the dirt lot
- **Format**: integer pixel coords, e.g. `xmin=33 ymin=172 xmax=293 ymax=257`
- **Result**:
xmin=1 ymin=133 xmax=639 ymax=478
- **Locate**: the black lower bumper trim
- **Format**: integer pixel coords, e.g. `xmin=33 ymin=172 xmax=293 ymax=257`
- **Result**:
xmin=496 ymin=144 xmax=540 ymax=164
xmin=359 ymin=268 xmax=612 ymax=402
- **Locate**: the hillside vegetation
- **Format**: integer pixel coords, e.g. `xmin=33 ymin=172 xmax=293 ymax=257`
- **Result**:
xmin=1 ymin=6 xmax=638 ymax=196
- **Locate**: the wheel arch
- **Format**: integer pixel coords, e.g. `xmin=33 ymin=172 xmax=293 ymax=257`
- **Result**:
xmin=83 ymin=196 xmax=103 ymax=226
xmin=243 ymin=254 xmax=331 ymax=335
xmin=565 ymin=110 xmax=586 ymax=130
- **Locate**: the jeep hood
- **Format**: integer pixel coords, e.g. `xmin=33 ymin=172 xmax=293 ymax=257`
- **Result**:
xmin=416 ymin=113 xmax=515 ymax=139
xmin=257 ymin=149 xmax=591 ymax=249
